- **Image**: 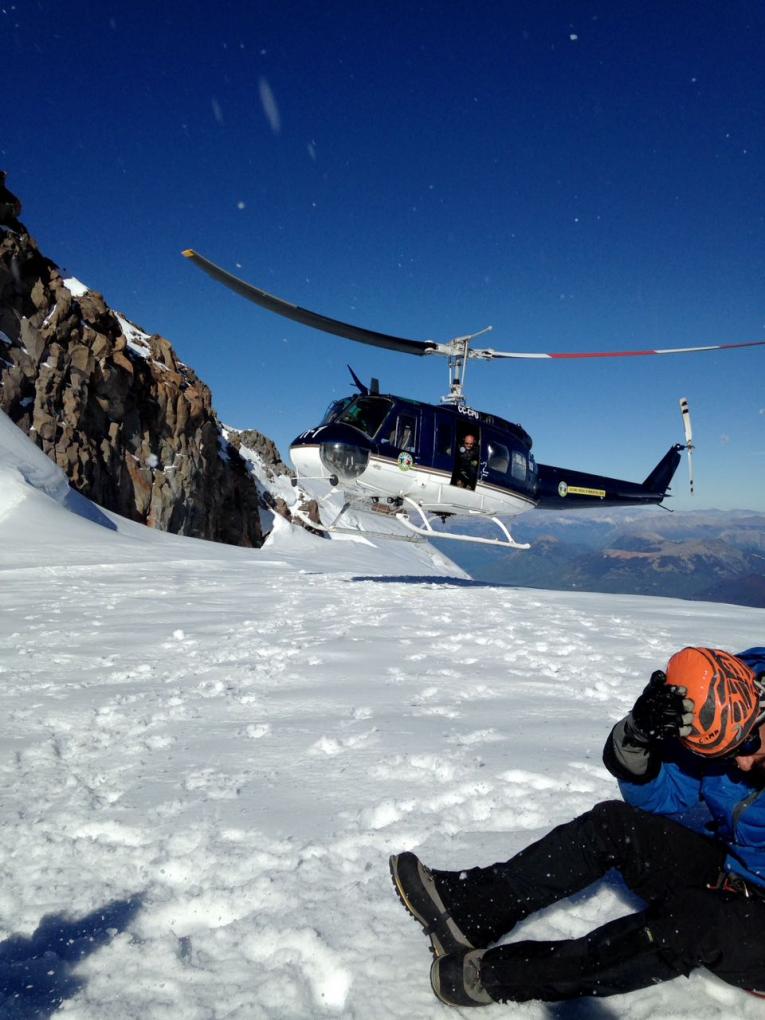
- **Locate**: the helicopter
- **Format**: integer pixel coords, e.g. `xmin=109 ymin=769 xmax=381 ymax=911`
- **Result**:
xmin=183 ymin=249 xmax=765 ymax=549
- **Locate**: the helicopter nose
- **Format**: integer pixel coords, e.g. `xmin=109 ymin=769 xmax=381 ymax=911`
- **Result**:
xmin=319 ymin=439 xmax=370 ymax=481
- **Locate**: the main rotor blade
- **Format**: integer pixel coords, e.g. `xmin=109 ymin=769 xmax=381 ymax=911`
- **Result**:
xmin=182 ymin=249 xmax=440 ymax=357
xmin=472 ymin=339 xmax=765 ymax=360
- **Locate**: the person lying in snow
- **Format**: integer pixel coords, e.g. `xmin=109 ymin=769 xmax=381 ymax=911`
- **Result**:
xmin=390 ymin=645 xmax=765 ymax=1006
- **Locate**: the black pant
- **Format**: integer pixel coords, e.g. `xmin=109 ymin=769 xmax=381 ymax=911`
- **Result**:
xmin=432 ymin=800 xmax=765 ymax=1002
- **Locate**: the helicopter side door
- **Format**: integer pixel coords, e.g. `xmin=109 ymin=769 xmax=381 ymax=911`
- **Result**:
xmin=451 ymin=420 xmax=482 ymax=491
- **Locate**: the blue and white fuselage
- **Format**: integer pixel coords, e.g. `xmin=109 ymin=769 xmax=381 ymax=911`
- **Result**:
xmin=289 ymin=393 xmax=539 ymax=520
xmin=289 ymin=392 xmax=683 ymax=531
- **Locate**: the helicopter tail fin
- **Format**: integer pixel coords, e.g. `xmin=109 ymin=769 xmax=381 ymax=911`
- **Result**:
xmin=642 ymin=444 xmax=683 ymax=496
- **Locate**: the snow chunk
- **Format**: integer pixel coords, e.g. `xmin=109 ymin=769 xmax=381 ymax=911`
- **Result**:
xmin=244 ymin=928 xmax=351 ymax=1011
xmin=245 ymin=723 xmax=271 ymax=739
xmin=63 ymin=276 xmax=89 ymax=297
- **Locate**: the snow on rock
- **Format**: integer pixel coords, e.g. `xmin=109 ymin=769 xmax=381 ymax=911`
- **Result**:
xmin=114 ymin=311 xmax=153 ymax=360
xmin=0 ymin=414 xmax=764 ymax=1018
xmin=222 ymin=425 xmax=295 ymax=535
xmin=63 ymin=275 xmax=89 ymax=297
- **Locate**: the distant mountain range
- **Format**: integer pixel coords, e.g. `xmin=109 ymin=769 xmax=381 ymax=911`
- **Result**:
xmin=445 ymin=509 xmax=765 ymax=608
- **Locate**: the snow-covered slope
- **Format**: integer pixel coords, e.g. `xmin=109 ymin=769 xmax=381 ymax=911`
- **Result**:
xmin=0 ymin=410 xmax=461 ymax=576
xmin=1 ymin=410 xmax=764 ymax=1018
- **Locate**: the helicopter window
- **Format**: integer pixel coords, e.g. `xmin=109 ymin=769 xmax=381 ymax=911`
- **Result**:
xmin=394 ymin=414 xmax=417 ymax=452
xmin=511 ymin=450 xmax=527 ymax=481
xmin=320 ymin=397 xmax=353 ymax=425
xmin=487 ymin=442 xmax=510 ymax=474
xmin=435 ymin=422 xmax=453 ymax=456
xmin=337 ymin=396 xmax=393 ymax=437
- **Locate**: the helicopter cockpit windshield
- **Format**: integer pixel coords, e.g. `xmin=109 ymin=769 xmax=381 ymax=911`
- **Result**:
xmin=320 ymin=397 xmax=353 ymax=425
xmin=336 ymin=396 xmax=393 ymax=438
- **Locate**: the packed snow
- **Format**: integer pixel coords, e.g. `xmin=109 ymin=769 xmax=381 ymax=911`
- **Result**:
xmin=1 ymin=409 xmax=764 ymax=1019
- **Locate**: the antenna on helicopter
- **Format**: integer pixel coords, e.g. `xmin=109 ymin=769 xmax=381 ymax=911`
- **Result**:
xmin=679 ymin=397 xmax=695 ymax=495
xmin=439 ymin=326 xmax=494 ymax=405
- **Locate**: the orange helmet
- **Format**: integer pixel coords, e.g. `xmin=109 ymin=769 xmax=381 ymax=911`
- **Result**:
xmin=667 ymin=647 xmax=761 ymax=757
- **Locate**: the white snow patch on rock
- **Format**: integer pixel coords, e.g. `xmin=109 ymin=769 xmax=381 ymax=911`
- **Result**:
xmin=115 ymin=312 xmax=152 ymax=359
xmin=63 ymin=276 xmax=89 ymax=297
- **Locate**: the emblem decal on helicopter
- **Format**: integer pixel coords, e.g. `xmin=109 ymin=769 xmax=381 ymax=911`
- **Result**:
xmin=558 ymin=482 xmax=606 ymax=499
xmin=397 ymin=452 xmax=414 ymax=471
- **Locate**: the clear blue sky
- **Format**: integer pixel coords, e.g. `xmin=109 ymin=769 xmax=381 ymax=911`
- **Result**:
xmin=3 ymin=1 xmax=764 ymax=510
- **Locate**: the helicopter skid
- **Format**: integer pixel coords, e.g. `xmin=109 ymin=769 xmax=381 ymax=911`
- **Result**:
xmin=395 ymin=498 xmax=530 ymax=550
xmin=290 ymin=506 xmax=425 ymax=543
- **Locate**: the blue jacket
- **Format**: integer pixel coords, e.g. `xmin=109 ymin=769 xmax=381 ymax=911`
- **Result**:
xmin=618 ymin=647 xmax=765 ymax=888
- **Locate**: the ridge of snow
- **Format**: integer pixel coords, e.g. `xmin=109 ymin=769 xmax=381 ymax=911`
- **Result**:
xmin=0 ymin=409 xmax=71 ymax=506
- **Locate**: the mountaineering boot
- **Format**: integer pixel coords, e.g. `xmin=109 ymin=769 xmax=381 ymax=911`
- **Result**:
xmin=389 ymin=852 xmax=475 ymax=957
xmin=430 ymin=949 xmax=493 ymax=1007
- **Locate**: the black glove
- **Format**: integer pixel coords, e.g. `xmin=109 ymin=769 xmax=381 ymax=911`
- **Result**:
xmin=628 ymin=670 xmax=695 ymax=744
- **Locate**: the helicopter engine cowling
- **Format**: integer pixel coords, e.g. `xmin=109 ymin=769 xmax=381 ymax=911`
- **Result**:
xmin=319 ymin=438 xmax=370 ymax=481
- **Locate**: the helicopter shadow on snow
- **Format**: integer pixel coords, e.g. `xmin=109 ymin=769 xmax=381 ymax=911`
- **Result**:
xmin=349 ymin=575 xmax=518 ymax=589
xmin=0 ymin=895 xmax=143 ymax=1018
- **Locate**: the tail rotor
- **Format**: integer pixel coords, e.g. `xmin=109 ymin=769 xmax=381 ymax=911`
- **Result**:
xmin=679 ymin=397 xmax=695 ymax=495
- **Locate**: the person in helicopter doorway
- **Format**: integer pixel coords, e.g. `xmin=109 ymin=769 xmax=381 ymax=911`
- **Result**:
xmin=452 ymin=433 xmax=480 ymax=490
xmin=390 ymin=645 xmax=765 ymax=1007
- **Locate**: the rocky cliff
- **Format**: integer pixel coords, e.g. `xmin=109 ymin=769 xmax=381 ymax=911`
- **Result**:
xmin=0 ymin=172 xmax=270 ymax=547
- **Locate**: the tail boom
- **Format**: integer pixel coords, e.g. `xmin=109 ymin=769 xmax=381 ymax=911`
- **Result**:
xmin=535 ymin=445 xmax=683 ymax=510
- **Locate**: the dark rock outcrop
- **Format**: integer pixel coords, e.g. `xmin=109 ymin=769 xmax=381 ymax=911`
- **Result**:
xmin=225 ymin=426 xmax=326 ymax=537
xmin=0 ymin=171 xmax=265 ymax=547
xmin=226 ymin=427 xmax=291 ymax=480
